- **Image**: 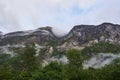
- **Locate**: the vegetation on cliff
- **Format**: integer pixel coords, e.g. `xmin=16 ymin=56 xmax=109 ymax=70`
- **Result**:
xmin=0 ymin=42 xmax=120 ymax=80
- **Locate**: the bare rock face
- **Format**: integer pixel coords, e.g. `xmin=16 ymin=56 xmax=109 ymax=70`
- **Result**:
xmin=57 ymin=23 xmax=120 ymax=50
xmin=0 ymin=23 xmax=120 ymax=51
xmin=72 ymin=23 xmax=120 ymax=44
xmin=0 ymin=26 xmax=57 ymax=46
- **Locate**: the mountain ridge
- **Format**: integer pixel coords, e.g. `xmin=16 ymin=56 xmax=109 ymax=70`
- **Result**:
xmin=1 ymin=22 xmax=119 ymax=38
xmin=0 ymin=22 xmax=120 ymax=48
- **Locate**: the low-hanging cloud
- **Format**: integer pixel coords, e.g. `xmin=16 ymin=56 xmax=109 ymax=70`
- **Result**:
xmin=0 ymin=0 xmax=120 ymax=36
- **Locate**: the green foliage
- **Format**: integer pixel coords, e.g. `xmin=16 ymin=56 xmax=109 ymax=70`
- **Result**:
xmin=17 ymin=45 xmax=37 ymax=71
xmin=66 ymin=49 xmax=83 ymax=67
xmin=31 ymin=62 xmax=65 ymax=80
xmin=82 ymin=42 xmax=120 ymax=54
xmin=0 ymin=42 xmax=120 ymax=80
xmin=0 ymin=54 xmax=11 ymax=65
xmin=81 ymin=42 xmax=120 ymax=59
xmin=0 ymin=63 xmax=13 ymax=80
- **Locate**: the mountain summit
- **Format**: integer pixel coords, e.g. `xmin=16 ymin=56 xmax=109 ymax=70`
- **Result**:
xmin=0 ymin=23 xmax=120 ymax=80
xmin=0 ymin=23 xmax=120 ymax=50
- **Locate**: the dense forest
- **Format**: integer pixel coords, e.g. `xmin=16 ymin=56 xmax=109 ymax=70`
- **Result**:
xmin=0 ymin=42 xmax=120 ymax=80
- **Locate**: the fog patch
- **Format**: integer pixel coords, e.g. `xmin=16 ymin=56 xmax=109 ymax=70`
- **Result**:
xmin=0 ymin=44 xmax=26 ymax=57
xmin=83 ymin=53 xmax=120 ymax=69
xmin=50 ymin=55 xmax=69 ymax=64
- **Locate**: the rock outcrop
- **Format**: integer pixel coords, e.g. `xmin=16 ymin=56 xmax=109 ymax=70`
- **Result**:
xmin=0 ymin=23 xmax=120 ymax=51
xmin=57 ymin=23 xmax=120 ymax=50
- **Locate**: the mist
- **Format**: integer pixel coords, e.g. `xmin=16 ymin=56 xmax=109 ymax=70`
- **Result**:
xmin=83 ymin=53 xmax=120 ymax=69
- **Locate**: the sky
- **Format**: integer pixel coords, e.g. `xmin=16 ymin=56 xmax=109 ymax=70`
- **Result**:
xmin=0 ymin=0 xmax=120 ymax=36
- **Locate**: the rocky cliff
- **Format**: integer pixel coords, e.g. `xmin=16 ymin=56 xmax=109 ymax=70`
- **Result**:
xmin=0 ymin=26 xmax=57 ymax=46
xmin=0 ymin=23 xmax=120 ymax=51
xmin=58 ymin=23 xmax=120 ymax=50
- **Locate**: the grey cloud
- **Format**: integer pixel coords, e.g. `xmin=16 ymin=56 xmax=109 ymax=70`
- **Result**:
xmin=0 ymin=0 xmax=120 ymax=36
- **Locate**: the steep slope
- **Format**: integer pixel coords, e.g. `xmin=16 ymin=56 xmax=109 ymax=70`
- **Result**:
xmin=0 ymin=23 xmax=120 ymax=80
xmin=0 ymin=26 xmax=57 ymax=46
xmin=0 ymin=23 xmax=120 ymax=72
xmin=58 ymin=23 xmax=120 ymax=50
xmin=0 ymin=23 xmax=120 ymax=50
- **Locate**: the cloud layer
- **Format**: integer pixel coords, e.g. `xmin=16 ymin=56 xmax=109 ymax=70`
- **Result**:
xmin=0 ymin=0 xmax=120 ymax=36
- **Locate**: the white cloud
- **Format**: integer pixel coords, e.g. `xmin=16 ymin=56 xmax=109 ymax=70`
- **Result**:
xmin=0 ymin=0 xmax=120 ymax=36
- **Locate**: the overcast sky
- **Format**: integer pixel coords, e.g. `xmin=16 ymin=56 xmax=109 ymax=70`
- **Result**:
xmin=0 ymin=0 xmax=120 ymax=36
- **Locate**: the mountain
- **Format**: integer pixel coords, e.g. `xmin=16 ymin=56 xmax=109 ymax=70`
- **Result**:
xmin=0 ymin=23 xmax=120 ymax=80
xmin=0 ymin=23 xmax=120 ymax=48
xmin=0 ymin=26 xmax=57 ymax=46
xmin=58 ymin=23 xmax=120 ymax=50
